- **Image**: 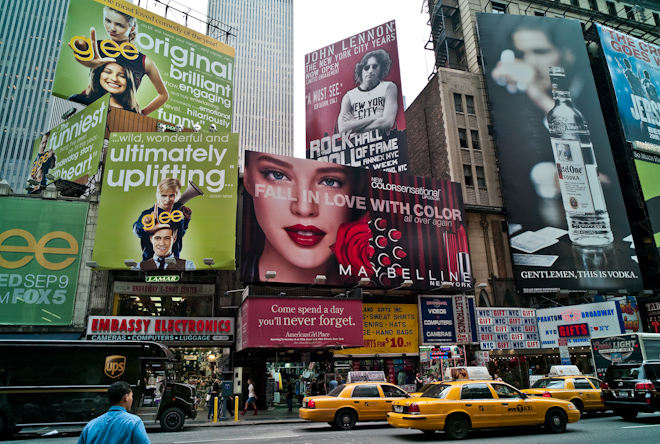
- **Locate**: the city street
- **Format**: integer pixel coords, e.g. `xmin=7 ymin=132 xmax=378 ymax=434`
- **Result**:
xmin=5 ymin=412 xmax=660 ymax=444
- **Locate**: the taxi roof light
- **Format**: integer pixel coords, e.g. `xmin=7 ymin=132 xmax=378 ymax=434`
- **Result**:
xmin=408 ymin=403 xmax=420 ymax=414
xmin=307 ymin=399 xmax=316 ymax=409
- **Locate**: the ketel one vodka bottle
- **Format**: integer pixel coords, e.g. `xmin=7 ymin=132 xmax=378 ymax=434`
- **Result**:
xmin=547 ymin=66 xmax=613 ymax=246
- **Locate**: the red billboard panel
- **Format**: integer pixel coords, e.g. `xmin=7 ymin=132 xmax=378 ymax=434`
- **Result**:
xmin=241 ymin=151 xmax=471 ymax=290
xmin=236 ymin=298 xmax=363 ymax=350
xmin=305 ymin=21 xmax=408 ymax=173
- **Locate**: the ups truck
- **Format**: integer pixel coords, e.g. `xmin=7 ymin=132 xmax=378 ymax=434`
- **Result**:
xmin=590 ymin=333 xmax=660 ymax=378
xmin=0 ymin=340 xmax=197 ymax=437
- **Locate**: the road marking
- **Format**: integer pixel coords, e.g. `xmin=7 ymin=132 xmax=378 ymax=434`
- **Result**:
xmin=175 ymin=435 xmax=299 ymax=443
xmin=622 ymin=424 xmax=660 ymax=429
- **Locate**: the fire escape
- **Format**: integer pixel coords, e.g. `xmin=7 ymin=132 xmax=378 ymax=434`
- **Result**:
xmin=426 ymin=0 xmax=467 ymax=75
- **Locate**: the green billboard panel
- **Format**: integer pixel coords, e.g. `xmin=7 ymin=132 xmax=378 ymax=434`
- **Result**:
xmin=93 ymin=132 xmax=238 ymax=270
xmin=0 ymin=198 xmax=88 ymax=325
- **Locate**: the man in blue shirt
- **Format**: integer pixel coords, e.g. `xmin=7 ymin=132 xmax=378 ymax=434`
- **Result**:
xmin=78 ymin=381 xmax=150 ymax=444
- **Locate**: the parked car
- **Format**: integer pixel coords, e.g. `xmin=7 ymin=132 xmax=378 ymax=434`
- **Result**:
xmin=600 ymin=360 xmax=660 ymax=420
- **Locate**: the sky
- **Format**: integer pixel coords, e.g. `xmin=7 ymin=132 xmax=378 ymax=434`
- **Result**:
xmin=141 ymin=0 xmax=434 ymax=158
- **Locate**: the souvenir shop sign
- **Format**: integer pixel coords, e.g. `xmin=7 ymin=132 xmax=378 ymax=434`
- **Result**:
xmin=536 ymin=301 xmax=625 ymax=348
xmin=235 ymin=297 xmax=363 ymax=350
xmin=113 ymin=281 xmax=214 ymax=296
xmin=335 ymin=303 xmax=418 ymax=356
xmin=86 ymin=315 xmax=234 ymax=342
xmin=419 ymin=295 xmax=477 ymax=345
xmin=476 ymin=308 xmax=540 ymax=350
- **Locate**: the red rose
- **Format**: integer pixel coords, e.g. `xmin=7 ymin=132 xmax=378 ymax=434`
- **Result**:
xmin=330 ymin=214 xmax=375 ymax=280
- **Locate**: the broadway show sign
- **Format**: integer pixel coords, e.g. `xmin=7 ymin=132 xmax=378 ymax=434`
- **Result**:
xmin=305 ymin=21 xmax=409 ymax=173
xmin=241 ymin=151 xmax=470 ymax=290
xmin=0 ymin=198 xmax=87 ymax=325
xmin=475 ymin=308 xmax=540 ymax=350
xmin=335 ymin=303 xmax=418 ymax=355
xmin=93 ymin=132 xmax=238 ymax=270
xmin=86 ymin=315 xmax=234 ymax=342
xmin=419 ymin=295 xmax=477 ymax=345
xmin=27 ymin=95 xmax=108 ymax=192
xmin=536 ymin=301 xmax=625 ymax=348
xmin=597 ymin=24 xmax=660 ymax=146
xmin=477 ymin=14 xmax=642 ymax=293
xmin=235 ymin=297 xmax=363 ymax=350
xmin=642 ymin=300 xmax=660 ymax=333
xmin=53 ymin=0 xmax=234 ymax=130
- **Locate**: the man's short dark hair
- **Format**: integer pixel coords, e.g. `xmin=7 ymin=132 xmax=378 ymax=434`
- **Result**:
xmin=354 ymin=49 xmax=392 ymax=84
xmin=108 ymin=381 xmax=132 ymax=404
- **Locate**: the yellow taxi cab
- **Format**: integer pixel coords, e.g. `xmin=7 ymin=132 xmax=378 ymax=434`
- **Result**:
xmin=299 ymin=378 xmax=411 ymax=430
xmin=521 ymin=365 xmax=606 ymax=415
xmin=387 ymin=371 xmax=580 ymax=439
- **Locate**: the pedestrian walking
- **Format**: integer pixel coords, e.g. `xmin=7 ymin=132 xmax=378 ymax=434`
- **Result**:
xmin=77 ymin=381 xmax=150 ymax=444
xmin=240 ymin=378 xmax=258 ymax=415
xmin=286 ymin=379 xmax=294 ymax=412
xmin=207 ymin=379 xmax=220 ymax=420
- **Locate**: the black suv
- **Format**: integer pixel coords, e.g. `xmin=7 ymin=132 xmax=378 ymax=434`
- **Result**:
xmin=600 ymin=360 xmax=660 ymax=420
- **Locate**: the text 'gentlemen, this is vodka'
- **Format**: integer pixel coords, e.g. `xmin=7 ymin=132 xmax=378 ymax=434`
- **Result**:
xmin=547 ymin=66 xmax=613 ymax=246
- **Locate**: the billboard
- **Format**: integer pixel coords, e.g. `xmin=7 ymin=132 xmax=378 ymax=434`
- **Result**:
xmin=642 ymin=300 xmax=660 ymax=333
xmin=475 ymin=308 xmax=540 ymax=350
xmin=0 ymin=198 xmax=87 ymax=325
xmin=335 ymin=303 xmax=418 ymax=355
xmin=476 ymin=13 xmax=642 ymax=293
xmin=633 ymin=150 xmax=660 ymax=256
xmin=597 ymin=24 xmax=660 ymax=146
xmin=419 ymin=295 xmax=477 ymax=345
xmin=235 ymin=297 xmax=363 ymax=350
xmin=53 ymin=0 xmax=234 ymax=130
xmin=536 ymin=301 xmax=625 ymax=348
xmin=28 ymin=96 xmax=109 ymax=193
xmin=305 ymin=21 xmax=409 ymax=173
xmin=93 ymin=132 xmax=238 ymax=270
xmin=86 ymin=315 xmax=234 ymax=342
xmin=241 ymin=151 xmax=470 ymax=290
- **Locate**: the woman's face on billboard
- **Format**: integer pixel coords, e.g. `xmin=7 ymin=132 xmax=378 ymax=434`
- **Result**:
xmin=99 ymin=63 xmax=127 ymax=95
xmin=245 ymin=154 xmax=354 ymax=279
xmin=104 ymin=10 xmax=133 ymax=42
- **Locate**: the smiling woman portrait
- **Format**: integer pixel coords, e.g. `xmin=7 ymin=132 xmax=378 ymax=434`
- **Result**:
xmin=69 ymin=62 xmax=140 ymax=112
xmin=241 ymin=152 xmax=369 ymax=284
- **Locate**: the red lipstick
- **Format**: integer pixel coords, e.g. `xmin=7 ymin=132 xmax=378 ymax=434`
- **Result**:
xmin=285 ymin=224 xmax=326 ymax=247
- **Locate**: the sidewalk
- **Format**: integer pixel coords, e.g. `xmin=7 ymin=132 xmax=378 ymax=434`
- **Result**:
xmin=187 ymin=403 xmax=306 ymax=427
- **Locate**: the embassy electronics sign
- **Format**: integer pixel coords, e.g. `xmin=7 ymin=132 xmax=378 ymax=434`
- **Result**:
xmin=0 ymin=198 xmax=87 ymax=325
xmin=86 ymin=316 xmax=234 ymax=342
xmin=536 ymin=301 xmax=625 ymax=348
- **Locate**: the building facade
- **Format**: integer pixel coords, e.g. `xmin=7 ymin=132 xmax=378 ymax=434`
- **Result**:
xmin=207 ymin=0 xmax=293 ymax=160
xmin=0 ymin=0 xmax=68 ymax=192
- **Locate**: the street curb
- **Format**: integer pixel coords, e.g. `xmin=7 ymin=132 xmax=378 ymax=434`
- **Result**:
xmin=184 ymin=418 xmax=306 ymax=427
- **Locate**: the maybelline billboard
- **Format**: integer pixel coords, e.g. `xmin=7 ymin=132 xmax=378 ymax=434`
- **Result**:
xmin=305 ymin=21 xmax=409 ymax=173
xmin=240 ymin=151 xmax=470 ymax=290
xmin=477 ymin=13 xmax=642 ymax=293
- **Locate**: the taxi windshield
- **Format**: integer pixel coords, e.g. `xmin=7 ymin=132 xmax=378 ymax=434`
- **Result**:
xmin=422 ymin=384 xmax=452 ymax=399
xmin=531 ymin=378 xmax=565 ymax=389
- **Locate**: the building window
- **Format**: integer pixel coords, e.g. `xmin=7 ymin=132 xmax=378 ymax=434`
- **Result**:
xmin=654 ymin=12 xmax=660 ymax=26
xmin=492 ymin=2 xmax=507 ymax=14
xmin=466 ymin=95 xmax=475 ymax=114
xmin=454 ymin=93 xmax=463 ymax=113
xmin=476 ymin=166 xmax=486 ymax=187
xmin=459 ymin=128 xmax=468 ymax=148
xmin=625 ymin=5 xmax=635 ymax=20
xmin=534 ymin=11 xmax=545 ymax=16
xmin=570 ymin=0 xmax=580 ymax=7
xmin=588 ymin=0 xmax=598 ymax=11
xmin=464 ymin=165 xmax=474 ymax=186
xmin=606 ymin=1 xmax=616 ymax=15
xmin=471 ymin=130 xmax=480 ymax=150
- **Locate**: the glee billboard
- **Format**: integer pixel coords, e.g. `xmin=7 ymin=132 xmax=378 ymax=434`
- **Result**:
xmin=27 ymin=95 xmax=109 ymax=193
xmin=93 ymin=132 xmax=238 ymax=270
xmin=305 ymin=21 xmax=409 ymax=173
xmin=53 ymin=0 xmax=234 ymax=130
xmin=0 ymin=198 xmax=87 ymax=325
xmin=240 ymin=151 xmax=470 ymax=290
xmin=235 ymin=297 xmax=363 ymax=350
